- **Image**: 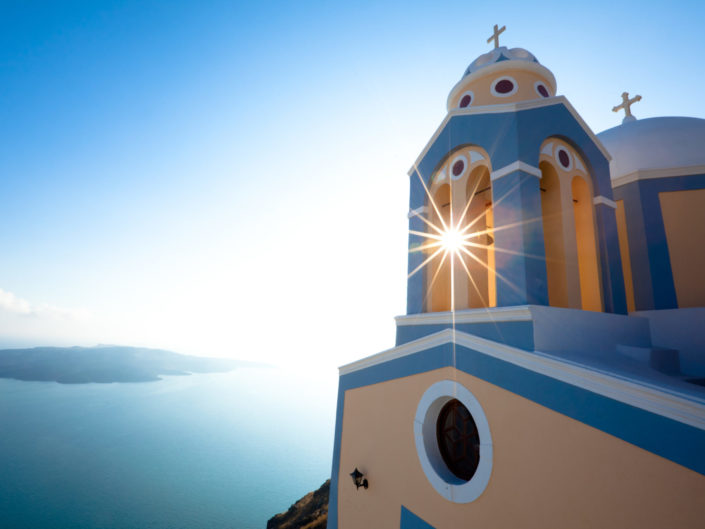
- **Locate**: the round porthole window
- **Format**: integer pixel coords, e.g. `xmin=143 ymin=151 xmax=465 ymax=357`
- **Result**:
xmin=450 ymin=155 xmax=468 ymax=180
xmin=535 ymin=81 xmax=550 ymax=98
xmin=437 ymin=399 xmax=480 ymax=481
xmin=458 ymin=91 xmax=474 ymax=109
xmin=414 ymin=380 xmax=493 ymax=503
xmin=556 ymin=146 xmax=573 ymax=170
xmin=491 ymin=76 xmax=517 ymax=97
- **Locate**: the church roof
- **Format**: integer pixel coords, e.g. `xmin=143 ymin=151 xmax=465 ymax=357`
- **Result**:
xmin=598 ymin=116 xmax=705 ymax=181
xmin=462 ymin=46 xmax=539 ymax=78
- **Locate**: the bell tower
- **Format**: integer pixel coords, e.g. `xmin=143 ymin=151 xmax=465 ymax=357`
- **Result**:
xmin=405 ymin=30 xmax=626 ymax=318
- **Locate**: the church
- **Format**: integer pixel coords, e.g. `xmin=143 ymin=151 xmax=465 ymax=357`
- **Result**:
xmin=327 ymin=26 xmax=705 ymax=528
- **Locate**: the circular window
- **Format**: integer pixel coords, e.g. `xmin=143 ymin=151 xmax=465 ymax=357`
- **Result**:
xmin=535 ymin=82 xmax=550 ymax=98
xmin=458 ymin=91 xmax=474 ymax=109
xmin=491 ymin=76 xmax=517 ymax=97
xmin=414 ymin=380 xmax=493 ymax=503
xmin=437 ymin=399 xmax=480 ymax=481
xmin=450 ymin=155 xmax=467 ymax=180
xmin=556 ymin=147 xmax=573 ymax=170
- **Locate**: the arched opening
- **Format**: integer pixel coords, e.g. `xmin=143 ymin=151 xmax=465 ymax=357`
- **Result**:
xmin=572 ymin=176 xmax=602 ymax=311
xmin=464 ymin=166 xmax=495 ymax=308
xmin=429 ymin=183 xmax=452 ymax=312
xmin=539 ymin=161 xmax=569 ymax=307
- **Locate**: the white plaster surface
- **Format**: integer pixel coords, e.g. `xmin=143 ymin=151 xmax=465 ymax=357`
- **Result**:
xmin=598 ymin=117 xmax=705 ymax=180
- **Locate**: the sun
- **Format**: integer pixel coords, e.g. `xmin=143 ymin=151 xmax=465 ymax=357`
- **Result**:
xmin=440 ymin=227 xmax=464 ymax=254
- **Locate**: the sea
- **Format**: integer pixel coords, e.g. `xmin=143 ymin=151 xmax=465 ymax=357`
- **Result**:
xmin=0 ymin=366 xmax=337 ymax=529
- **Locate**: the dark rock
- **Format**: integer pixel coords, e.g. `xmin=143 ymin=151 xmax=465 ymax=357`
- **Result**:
xmin=267 ymin=480 xmax=329 ymax=529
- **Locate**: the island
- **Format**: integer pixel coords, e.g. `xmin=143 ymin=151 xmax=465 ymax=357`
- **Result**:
xmin=0 ymin=345 xmax=260 ymax=384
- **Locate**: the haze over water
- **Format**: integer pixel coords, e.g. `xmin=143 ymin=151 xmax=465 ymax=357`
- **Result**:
xmin=0 ymin=367 xmax=336 ymax=529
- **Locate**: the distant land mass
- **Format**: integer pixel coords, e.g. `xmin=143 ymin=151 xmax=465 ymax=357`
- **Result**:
xmin=0 ymin=345 xmax=264 ymax=384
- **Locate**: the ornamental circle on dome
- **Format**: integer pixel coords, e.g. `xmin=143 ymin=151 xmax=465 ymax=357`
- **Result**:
xmin=450 ymin=155 xmax=468 ymax=179
xmin=491 ymin=76 xmax=518 ymax=97
xmin=458 ymin=91 xmax=474 ymax=109
xmin=535 ymin=81 xmax=550 ymax=98
xmin=555 ymin=146 xmax=573 ymax=171
xmin=434 ymin=169 xmax=447 ymax=183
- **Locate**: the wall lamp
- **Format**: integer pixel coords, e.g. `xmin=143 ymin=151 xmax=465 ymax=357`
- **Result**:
xmin=350 ymin=468 xmax=368 ymax=490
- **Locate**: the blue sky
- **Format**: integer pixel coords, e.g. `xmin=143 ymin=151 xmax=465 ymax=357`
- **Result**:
xmin=1 ymin=1 xmax=704 ymax=369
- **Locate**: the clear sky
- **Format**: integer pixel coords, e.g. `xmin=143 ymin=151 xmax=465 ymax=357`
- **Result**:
xmin=1 ymin=1 xmax=704 ymax=370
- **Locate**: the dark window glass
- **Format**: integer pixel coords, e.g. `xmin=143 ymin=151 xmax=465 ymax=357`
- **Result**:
xmin=537 ymin=84 xmax=549 ymax=98
xmin=436 ymin=399 xmax=480 ymax=481
xmin=452 ymin=160 xmax=465 ymax=177
xmin=459 ymin=94 xmax=472 ymax=108
xmin=494 ymin=79 xmax=514 ymax=94
xmin=558 ymin=149 xmax=570 ymax=168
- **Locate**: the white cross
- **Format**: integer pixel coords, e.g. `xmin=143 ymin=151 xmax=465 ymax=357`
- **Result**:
xmin=612 ymin=92 xmax=642 ymax=123
xmin=487 ymin=24 xmax=506 ymax=49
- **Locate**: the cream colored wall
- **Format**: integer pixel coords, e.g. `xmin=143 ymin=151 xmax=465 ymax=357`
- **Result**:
xmin=659 ymin=188 xmax=705 ymax=308
xmin=337 ymin=367 xmax=705 ymax=528
xmin=449 ymin=69 xmax=553 ymax=109
xmin=573 ymin=176 xmax=603 ymax=311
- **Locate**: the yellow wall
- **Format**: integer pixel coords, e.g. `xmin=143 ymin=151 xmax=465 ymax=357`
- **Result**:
xmin=539 ymin=161 xmax=569 ymax=307
xmin=539 ymin=138 xmax=600 ymax=310
xmin=659 ymin=188 xmax=705 ymax=308
xmin=615 ymin=200 xmax=636 ymax=312
xmin=449 ymin=69 xmax=553 ymax=109
xmin=572 ymin=176 xmax=603 ymax=311
xmin=337 ymin=367 xmax=705 ymax=528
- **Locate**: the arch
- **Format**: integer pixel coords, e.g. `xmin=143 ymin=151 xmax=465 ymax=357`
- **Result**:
xmin=428 ymin=184 xmax=452 ymax=312
xmin=464 ymin=165 xmax=495 ymax=308
xmin=539 ymin=137 xmax=602 ymax=311
xmin=425 ymin=146 xmax=493 ymax=312
xmin=572 ymin=175 xmax=603 ymax=311
xmin=539 ymin=161 xmax=569 ymax=307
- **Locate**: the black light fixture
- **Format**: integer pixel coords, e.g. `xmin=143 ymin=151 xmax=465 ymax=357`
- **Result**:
xmin=349 ymin=468 xmax=368 ymax=490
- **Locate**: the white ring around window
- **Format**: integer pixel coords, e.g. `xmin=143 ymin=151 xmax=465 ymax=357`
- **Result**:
xmin=458 ymin=90 xmax=474 ymax=109
xmin=555 ymin=146 xmax=574 ymax=171
xmin=534 ymin=80 xmax=551 ymax=98
xmin=413 ymin=380 xmax=493 ymax=503
xmin=490 ymin=76 xmax=518 ymax=97
xmin=450 ymin=155 xmax=468 ymax=180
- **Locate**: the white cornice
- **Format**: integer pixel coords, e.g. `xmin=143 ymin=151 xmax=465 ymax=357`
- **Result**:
xmin=611 ymin=164 xmax=705 ymax=188
xmin=395 ymin=306 xmax=532 ymax=326
xmin=339 ymin=329 xmax=705 ymax=430
xmin=407 ymin=206 xmax=429 ymax=219
xmin=490 ymin=161 xmax=542 ymax=181
xmin=408 ymin=96 xmax=611 ymax=178
xmin=593 ymin=195 xmax=617 ymax=208
xmin=339 ymin=328 xmax=455 ymax=376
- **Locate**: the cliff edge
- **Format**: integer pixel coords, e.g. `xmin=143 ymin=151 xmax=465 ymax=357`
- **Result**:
xmin=267 ymin=480 xmax=329 ymax=529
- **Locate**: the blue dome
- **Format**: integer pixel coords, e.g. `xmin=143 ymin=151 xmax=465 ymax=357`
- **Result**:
xmin=463 ymin=46 xmax=539 ymax=77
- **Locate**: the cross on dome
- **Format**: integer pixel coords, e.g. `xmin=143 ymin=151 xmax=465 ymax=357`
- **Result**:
xmin=486 ymin=24 xmax=506 ymax=49
xmin=612 ymin=91 xmax=642 ymax=123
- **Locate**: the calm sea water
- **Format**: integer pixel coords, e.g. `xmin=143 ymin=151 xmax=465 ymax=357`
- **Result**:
xmin=0 ymin=367 xmax=336 ymax=529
